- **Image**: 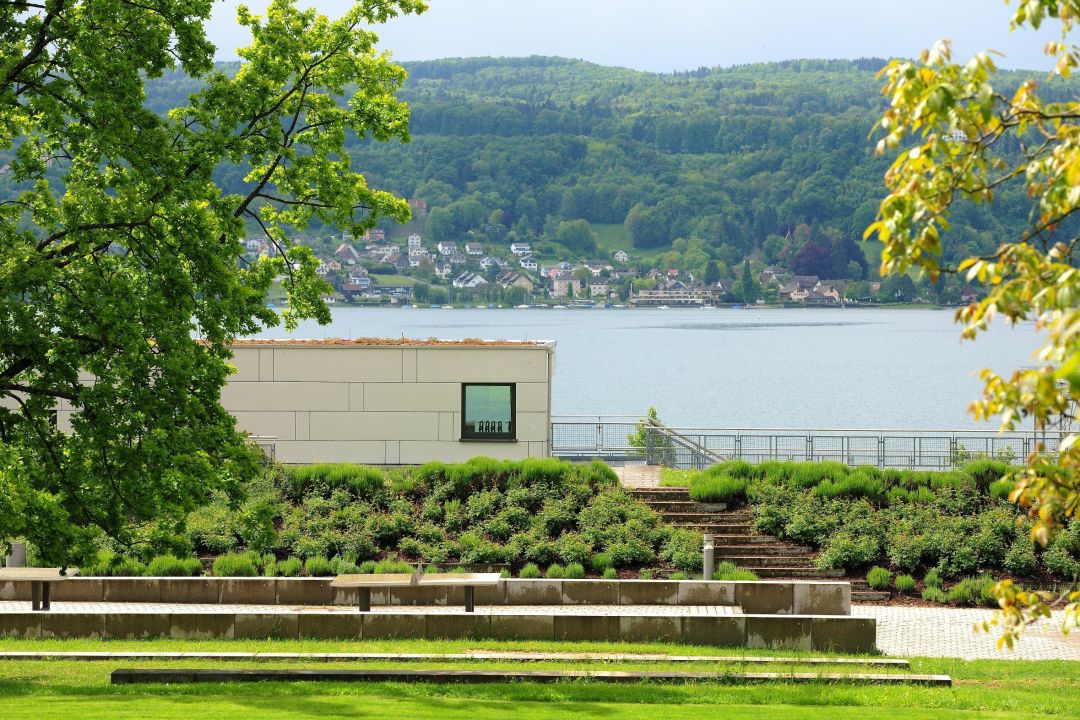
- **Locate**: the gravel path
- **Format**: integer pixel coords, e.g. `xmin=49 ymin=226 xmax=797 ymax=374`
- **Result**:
xmin=853 ymin=604 xmax=1080 ymax=660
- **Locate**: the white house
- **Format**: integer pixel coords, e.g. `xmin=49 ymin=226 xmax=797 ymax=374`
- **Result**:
xmin=519 ymin=255 xmax=538 ymax=271
xmin=453 ymin=271 xmax=489 ymax=289
xmin=437 ymin=241 xmax=458 ymax=256
xmin=510 ymin=242 xmax=532 ymax=256
xmin=613 ymin=250 xmax=629 ymax=263
xmin=465 ymin=242 xmax=483 ymax=255
xmin=408 ymin=234 xmax=422 ymax=249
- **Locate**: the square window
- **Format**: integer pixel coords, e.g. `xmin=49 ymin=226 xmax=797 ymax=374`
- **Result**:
xmin=461 ymin=383 xmax=515 ymax=440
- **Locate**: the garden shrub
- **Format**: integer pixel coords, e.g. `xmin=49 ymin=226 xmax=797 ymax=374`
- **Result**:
xmin=519 ymin=563 xmax=542 ymax=578
xmin=946 ymin=575 xmax=996 ymax=607
xmin=277 ymin=556 xmax=303 ymax=577
xmin=669 ymin=571 xmax=689 ymax=580
xmin=591 ymin=552 xmax=614 ymax=573
xmin=545 ymin=563 xmax=565 ymax=579
xmin=212 ymin=553 xmax=257 ymax=577
xmin=923 ymin=568 xmax=943 ymax=589
xmin=1043 ymin=533 xmax=1080 ymax=579
xmin=602 ymin=567 xmax=618 ymax=579
xmin=815 ymin=532 xmax=880 ymax=571
xmin=284 ymin=463 xmax=385 ymax=501
xmin=147 ymin=555 xmax=202 ymax=577
xmin=660 ymin=468 xmax=696 ymax=487
xmin=555 ymin=533 xmax=592 ymax=566
xmin=789 ymin=461 xmax=848 ymax=489
xmin=331 ymin=556 xmax=360 ymax=574
xmin=689 ymin=474 xmax=748 ymax=504
xmin=921 ymin=586 xmax=947 ymax=603
xmin=964 ymin=459 xmax=1013 ymax=490
xmin=894 ymin=574 xmax=916 ymax=593
xmin=564 ymin=562 xmax=586 ymax=579
xmin=814 ymin=470 xmax=884 ymax=501
xmin=185 ymin=501 xmax=238 ymax=555
xmin=885 ymin=530 xmax=927 ymax=572
xmin=989 ymin=478 xmax=1015 ymax=502
xmin=303 ymin=556 xmax=335 ymax=577
xmin=713 ymin=561 xmax=758 ymax=581
xmin=111 ymin=556 xmax=148 ymax=577
xmin=1004 ymin=537 xmax=1038 ymax=576
xmin=374 ymin=558 xmax=413 ymax=574
xmin=639 ymin=569 xmax=654 ymax=579
xmin=866 ymin=566 xmax=892 ymax=590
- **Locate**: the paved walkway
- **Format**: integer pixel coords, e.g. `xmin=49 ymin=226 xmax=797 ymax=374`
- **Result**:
xmin=853 ymin=604 xmax=1080 ymax=660
xmin=612 ymin=465 xmax=661 ymax=488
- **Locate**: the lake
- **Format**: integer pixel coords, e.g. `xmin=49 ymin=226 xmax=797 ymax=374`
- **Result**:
xmin=251 ymin=306 xmax=1039 ymax=430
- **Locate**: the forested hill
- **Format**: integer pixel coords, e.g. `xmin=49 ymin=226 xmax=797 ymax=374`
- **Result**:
xmin=144 ymin=57 xmax=1076 ymax=278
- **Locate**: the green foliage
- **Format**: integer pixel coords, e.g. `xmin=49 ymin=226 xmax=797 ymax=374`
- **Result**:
xmin=0 ymin=0 xmax=426 ymax=565
xmin=564 ymin=562 xmax=586 ymax=579
xmin=602 ymin=567 xmax=618 ymax=579
xmin=212 ymin=553 xmax=258 ymax=577
xmin=277 ymin=557 xmax=303 ymax=577
xmin=689 ymin=474 xmax=748 ymax=504
xmin=284 ymin=465 xmax=386 ymax=502
xmin=1004 ymin=538 xmax=1038 ymax=576
xmin=303 ymin=556 xmax=335 ymax=577
xmin=895 ymin=574 xmax=917 ymax=593
xmin=659 ymin=528 xmax=703 ymax=573
xmin=923 ymin=568 xmax=944 ymax=590
xmin=866 ymin=566 xmax=893 ymax=590
xmin=713 ymin=561 xmax=758 ymax=581
xmin=544 ymin=564 xmax=565 ymax=579
xmin=518 ymin=563 xmax=542 ymax=579
xmin=146 ymin=555 xmax=202 ymax=577
xmin=638 ymin=569 xmax=654 ymax=580
xmin=110 ymin=557 xmax=148 ymax=577
xmin=945 ymin=575 xmax=997 ymax=608
xmin=990 ymin=479 xmax=1016 ymax=501
xmin=921 ymin=586 xmax=947 ymax=603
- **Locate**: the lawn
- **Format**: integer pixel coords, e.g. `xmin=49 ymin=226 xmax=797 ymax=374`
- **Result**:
xmin=0 ymin=638 xmax=1076 ymax=719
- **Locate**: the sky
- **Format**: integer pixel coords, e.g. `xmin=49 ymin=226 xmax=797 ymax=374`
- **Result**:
xmin=208 ymin=0 xmax=1060 ymax=72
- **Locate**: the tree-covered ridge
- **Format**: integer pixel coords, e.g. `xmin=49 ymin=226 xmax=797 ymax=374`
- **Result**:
xmin=131 ymin=56 xmax=1080 ymax=280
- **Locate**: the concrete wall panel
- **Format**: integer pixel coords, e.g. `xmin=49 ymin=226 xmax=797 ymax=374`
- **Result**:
xmin=415 ymin=348 xmax=549 ymax=383
xmin=221 ymin=382 xmax=348 ymax=412
xmin=309 ymin=412 xmax=439 ymax=442
xmin=272 ymin=348 xmax=403 ymax=382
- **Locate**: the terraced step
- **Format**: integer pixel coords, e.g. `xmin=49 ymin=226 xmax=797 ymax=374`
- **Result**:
xmin=629 ymin=488 xmax=691 ymax=499
xmin=705 ymin=534 xmax=782 ymax=545
xmin=661 ymin=513 xmax=753 ymax=525
xmin=747 ymin=567 xmax=846 ymax=578
xmin=668 ymin=522 xmax=756 ymax=533
xmin=715 ymin=545 xmax=817 ymax=557
xmin=853 ymin=591 xmax=891 ymax=602
xmin=720 ymin=555 xmax=818 ymax=568
xmin=644 ymin=501 xmax=728 ymax=513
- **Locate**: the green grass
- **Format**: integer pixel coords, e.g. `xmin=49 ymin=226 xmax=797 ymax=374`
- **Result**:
xmin=0 ymin=638 xmax=1076 ymax=719
xmin=370 ymin=274 xmax=417 ymax=286
xmin=591 ymin=222 xmax=667 ymax=262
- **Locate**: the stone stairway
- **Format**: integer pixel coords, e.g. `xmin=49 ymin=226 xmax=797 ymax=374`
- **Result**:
xmin=630 ymin=487 xmax=846 ymax=582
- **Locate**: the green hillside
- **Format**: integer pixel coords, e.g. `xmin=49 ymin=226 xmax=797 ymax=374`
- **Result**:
xmin=123 ymin=57 xmax=1080 ymax=280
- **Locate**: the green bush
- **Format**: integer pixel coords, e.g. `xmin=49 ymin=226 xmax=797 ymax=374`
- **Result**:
xmin=814 ymin=470 xmax=884 ymax=501
xmin=147 ymin=555 xmax=202 ymax=577
xmin=945 ymin=575 xmax=996 ymax=607
xmin=303 ymin=556 xmax=335 ymax=577
xmin=895 ymin=574 xmax=917 ymax=593
xmin=789 ymin=461 xmax=848 ymax=489
xmin=639 ymin=569 xmax=654 ymax=580
xmin=277 ymin=556 xmax=303 ymax=577
xmin=519 ymin=563 xmax=542 ymax=578
xmin=923 ymin=568 xmax=944 ymax=589
xmin=921 ymin=586 xmax=947 ymax=603
xmin=689 ymin=474 xmax=748 ymax=504
xmin=374 ymin=558 xmax=413 ymax=574
xmin=1043 ymin=536 xmax=1080 ymax=579
xmin=713 ymin=561 xmax=758 ymax=581
xmin=1004 ymin=538 xmax=1038 ymax=576
xmin=815 ymin=532 xmax=880 ymax=571
xmin=112 ymin=557 xmax=148 ymax=577
xmin=989 ymin=478 xmax=1015 ymax=501
xmin=591 ymin=552 xmax=614 ymax=573
xmin=602 ymin=567 xmax=618 ymax=579
xmin=545 ymin=563 xmax=565 ymax=579
xmin=866 ymin=566 xmax=892 ymax=590
xmin=964 ymin=459 xmax=1013 ymax=490
xmin=212 ymin=553 xmax=257 ymax=577
xmin=284 ymin=463 xmax=385 ymax=501
xmin=564 ymin=562 xmax=586 ymax=579
xmin=669 ymin=571 xmax=689 ymax=580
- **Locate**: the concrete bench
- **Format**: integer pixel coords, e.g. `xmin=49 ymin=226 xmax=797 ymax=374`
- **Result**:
xmin=331 ymin=571 xmax=502 ymax=612
xmin=0 ymin=568 xmax=78 ymax=611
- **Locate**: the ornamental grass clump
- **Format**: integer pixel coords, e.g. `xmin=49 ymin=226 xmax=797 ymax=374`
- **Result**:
xmin=212 ymin=553 xmax=258 ymax=577
xmin=866 ymin=566 xmax=893 ymax=590
xmin=564 ymin=562 xmax=586 ymax=579
xmin=689 ymin=474 xmax=748 ymax=504
xmin=519 ymin=563 xmax=542 ymax=578
xmin=147 ymin=555 xmax=202 ymax=577
xmin=894 ymin=574 xmax=917 ymax=593
xmin=713 ymin=561 xmax=758 ymax=581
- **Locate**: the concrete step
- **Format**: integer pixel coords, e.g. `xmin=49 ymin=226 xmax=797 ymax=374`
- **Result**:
xmin=629 ymin=488 xmax=690 ymax=499
xmin=706 ymin=534 xmax=783 ymax=545
xmin=644 ymin=501 xmax=728 ymax=513
xmin=715 ymin=545 xmax=816 ymax=557
xmin=661 ymin=513 xmax=753 ymax=525
xmin=853 ymin=591 xmax=891 ymax=602
xmin=722 ymin=555 xmax=818 ymax=568
xmin=746 ymin=567 xmax=846 ymax=578
xmin=669 ymin=522 xmax=756 ymax=533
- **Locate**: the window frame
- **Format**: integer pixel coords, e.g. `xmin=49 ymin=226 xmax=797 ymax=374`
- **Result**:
xmin=460 ymin=382 xmax=517 ymax=441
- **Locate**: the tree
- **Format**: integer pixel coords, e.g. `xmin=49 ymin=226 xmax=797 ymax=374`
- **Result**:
xmin=0 ymin=0 xmax=426 ymax=565
xmin=702 ymin=260 xmax=721 ymax=285
xmin=866 ymin=0 xmax=1080 ymax=642
xmin=733 ymin=260 xmax=762 ymax=304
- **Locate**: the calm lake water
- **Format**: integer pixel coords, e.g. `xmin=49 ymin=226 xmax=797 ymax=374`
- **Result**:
xmin=252 ymin=306 xmax=1040 ymax=429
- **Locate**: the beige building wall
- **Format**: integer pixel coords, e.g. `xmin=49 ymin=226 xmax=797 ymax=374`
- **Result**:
xmin=221 ymin=340 xmax=555 ymax=465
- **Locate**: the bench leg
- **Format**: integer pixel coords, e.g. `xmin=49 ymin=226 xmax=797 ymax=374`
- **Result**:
xmin=358 ymin=587 xmax=371 ymax=612
xmin=42 ymin=582 xmax=51 ymax=611
xmin=464 ymin=586 xmax=475 ymax=613
xmin=31 ymin=582 xmax=40 ymax=612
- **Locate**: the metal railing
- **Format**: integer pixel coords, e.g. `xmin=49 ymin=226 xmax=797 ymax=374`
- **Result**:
xmin=550 ymin=417 xmax=1060 ymax=469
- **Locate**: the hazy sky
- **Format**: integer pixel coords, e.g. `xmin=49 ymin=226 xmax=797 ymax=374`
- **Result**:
xmin=208 ymin=0 xmax=1060 ymax=72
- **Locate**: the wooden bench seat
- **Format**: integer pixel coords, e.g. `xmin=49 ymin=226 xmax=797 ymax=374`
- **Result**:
xmin=0 ymin=568 xmax=78 ymax=611
xmin=331 ymin=571 xmax=502 ymax=612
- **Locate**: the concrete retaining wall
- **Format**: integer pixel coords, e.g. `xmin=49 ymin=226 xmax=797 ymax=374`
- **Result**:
xmin=0 ymin=611 xmax=875 ymax=652
xmin=0 ymin=578 xmax=851 ymax=616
